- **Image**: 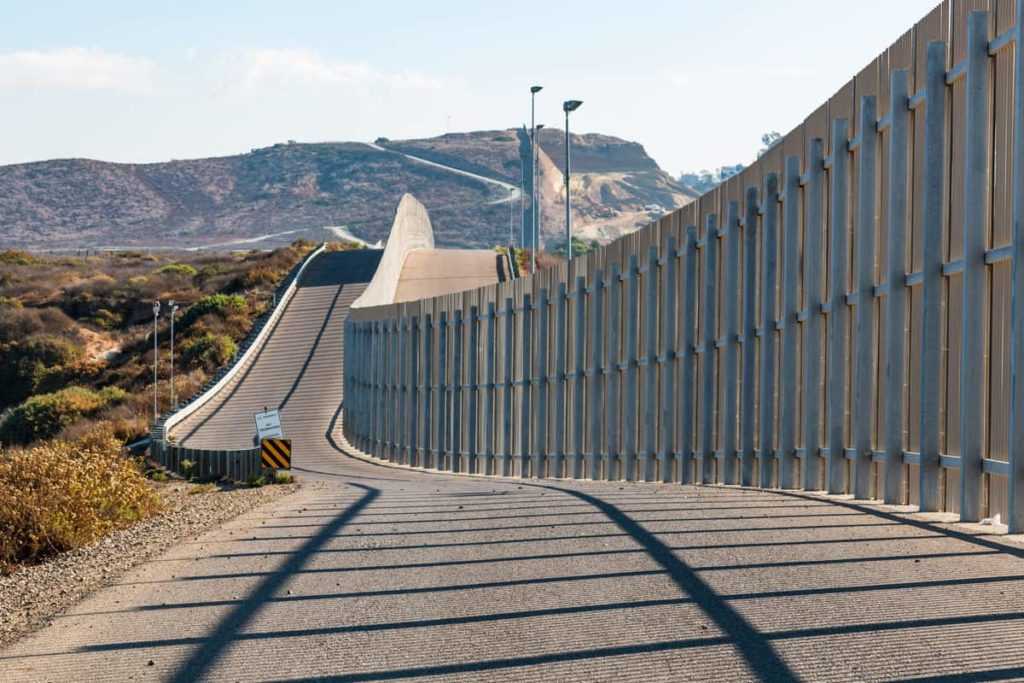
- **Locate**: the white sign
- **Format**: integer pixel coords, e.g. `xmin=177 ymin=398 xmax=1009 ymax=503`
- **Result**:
xmin=254 ymin=409 xmax=284 ymax=440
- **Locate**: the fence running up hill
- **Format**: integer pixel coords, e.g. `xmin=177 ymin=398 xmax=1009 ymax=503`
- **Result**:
xmin=345 ymin=0 xmax=1024 ymax=533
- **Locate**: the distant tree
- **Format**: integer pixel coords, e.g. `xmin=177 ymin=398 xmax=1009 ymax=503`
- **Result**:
xmin=758 ymin=131 xmax=783 ymax=157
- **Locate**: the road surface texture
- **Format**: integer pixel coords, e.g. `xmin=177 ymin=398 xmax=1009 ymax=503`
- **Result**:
xmin=4 ymin=253 xmax=1024 ymax=681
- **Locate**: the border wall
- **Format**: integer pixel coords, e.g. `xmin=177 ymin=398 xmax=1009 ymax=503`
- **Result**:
xmin=345 ymin=0 xmax=1024 ymax=533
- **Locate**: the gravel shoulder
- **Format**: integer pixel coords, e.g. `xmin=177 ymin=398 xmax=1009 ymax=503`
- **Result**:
xmin=0 ymin=480 xmax=298 ymax=648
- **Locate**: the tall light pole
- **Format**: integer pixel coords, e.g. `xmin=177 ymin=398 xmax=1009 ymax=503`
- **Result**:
xmin=152 ymin=300 xmax=161 ymax=420
xmin=533 ymin=123 xmax=546 ymax=273
xmin=169 ymin=300 xmax=179 ymax=410
xmin=563 ymin=100 xmax=583 ymax=262
xmin=530 ymin=85 xmax=542 ymax=270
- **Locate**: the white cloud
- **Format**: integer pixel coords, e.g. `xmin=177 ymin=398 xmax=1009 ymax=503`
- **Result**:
xmin=0 ymin=47 xmax=157 ymax=92
xmin=233 ymin=48 xmax=444 ymax=90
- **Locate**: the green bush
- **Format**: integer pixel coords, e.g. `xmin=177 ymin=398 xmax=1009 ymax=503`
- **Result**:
xmin=0 ymin=336 xmax=84 ymax=409
xmin=155 ymin=263 xmax=198 ymax=278
xmin=0 ymin=250 xmax=37 ymax=266
xmin=180 ymin=333 xmax=237 ymax=371
xmin=181 ymin=294 xmax=247 ymax=329
xmin=0 ymin=386 xmax=126 ymax=445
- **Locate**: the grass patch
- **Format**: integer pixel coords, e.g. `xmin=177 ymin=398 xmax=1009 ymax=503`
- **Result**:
xmin=0 ymin=434 xmax=161 ymax=573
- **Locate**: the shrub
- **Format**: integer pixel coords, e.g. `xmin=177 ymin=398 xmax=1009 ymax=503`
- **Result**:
xmin=180 ymin=294 xmax=247 ymax=329
xmin=0 ymin=335 xmax=84 ymax=408
xmin=0 ymin=250 xmax=37 ymax=266
xmin=0 ymin=385 xmax=126 ymax=445
xmin=0 ymin=434 xmax=161 ymax=571
xmin=180 ymin=333 xmax=237 ymax=372
xmin=155 ymin=263 xmax=198 ymax=278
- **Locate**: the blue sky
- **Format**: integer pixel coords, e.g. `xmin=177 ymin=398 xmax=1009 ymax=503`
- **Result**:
xmin=0 ymin=0 xmax=939 ymax=174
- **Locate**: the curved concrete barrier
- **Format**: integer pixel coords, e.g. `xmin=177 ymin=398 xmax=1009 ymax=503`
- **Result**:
xmin=352 ymin=193 xmax=434 ymax=308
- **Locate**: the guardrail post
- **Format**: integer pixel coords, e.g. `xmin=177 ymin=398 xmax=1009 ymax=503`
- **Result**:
xmin=959 ymin=11 xmax=989 ymax=522
xmin=884 ymin=71 xmax=910 ymax=505
xmin=624 ymin=258 xmax=639 ymax=481
xmin=742 ymin=189 xmax=759 ymax=485
xmin=534 ymin=290 xmax=549 ymax=478
xmin=680 ymin=226 xmax=699 ymax=483
xmin=502 ymin=297 xmax=515 ymax=477
xmin=484 ymin=302 xmax=496 ymax=475
xmin=759 ymin=174 xmax=780 ymax=488
xmin=554 ymin=283 xmax=567 ymax=478
xmin=700 ymin=214 xmax=719 ymax=484
xmin=803 ymin=139 xmax=826 ymax=490
xmin=642 ymin=246 xmax=659 ymax=482
xmin=452 ymin=308 xmax=464 ymax=473
xmin=659 ymin=237 xmax=678 ymax=483
xmin=572 ymin=277 xmax=586 ymax=479
xmin=779 ymin=156 xmax=801 ymax=489
xmin=723 ymin=202 xmax=741 ymax=486
xmin=520 ymin=294 xmax=533 ymax=478
xmin=919 ymin=41 xmax=947 ymax=511
xmin=827 ymin=117 xmax=850 ymax=494
xmin=606 ymin=264 xmax=622 ymax=481
xmin=468 ymin=305 xmax=479 ymax=475
xmin=588 ymin=272 xmax=605 ymax=480
xmin=852 ymin=95 xmax=878 ymax=500
xmin=1010 ymin=2 xmax=1024 ymax=534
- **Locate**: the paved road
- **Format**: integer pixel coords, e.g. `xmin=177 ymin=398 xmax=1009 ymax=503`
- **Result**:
xmin=5 ymin=251 xmax=1024 ymax=681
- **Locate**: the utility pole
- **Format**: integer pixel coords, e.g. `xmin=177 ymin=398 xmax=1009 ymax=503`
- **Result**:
xmin=152 ymin=300 xmax=161 ymax=420
xmin=530 ymin=85 xmax=543 ymax=273
xmin=169 ymin=300 xmax=179 ymax=409
xmin=563 ymin=100 xmax=583 ymax=262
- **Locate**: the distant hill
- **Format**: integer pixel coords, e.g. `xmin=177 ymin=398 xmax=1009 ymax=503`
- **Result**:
xmin=0 ymin=131 xmax=696 ymax=250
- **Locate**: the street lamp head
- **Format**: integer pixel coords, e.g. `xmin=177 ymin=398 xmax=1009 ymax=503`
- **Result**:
xmin=563 ymin=99 xmax=583 ymax=113
xmin=153 ymin=300 xmax=161 ymax=316
xmin=530 ymin=85 xmax=543 ymax=94
xmin=536 ymin=124 xmax=545 ymax=130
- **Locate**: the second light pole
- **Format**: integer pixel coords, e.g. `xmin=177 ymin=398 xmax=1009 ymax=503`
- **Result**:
xmin=530 ymin=85 xmax=542 ymax=272
xmin=563 ymin=99 xmax=583 ymax=262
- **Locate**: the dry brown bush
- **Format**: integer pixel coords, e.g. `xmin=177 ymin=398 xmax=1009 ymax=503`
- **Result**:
xmin=0 ymin=434 xmax=161 ymax=572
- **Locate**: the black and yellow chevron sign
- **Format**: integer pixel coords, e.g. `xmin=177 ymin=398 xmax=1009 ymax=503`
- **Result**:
xmin=261 ymin=438 xmax=292 ymax=469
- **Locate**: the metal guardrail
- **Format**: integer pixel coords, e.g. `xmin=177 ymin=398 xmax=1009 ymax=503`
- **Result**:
xmin=161 ymin=444 xmax=262 ymax=482
xmin=150 ymin=242 xmax=327 ymax=475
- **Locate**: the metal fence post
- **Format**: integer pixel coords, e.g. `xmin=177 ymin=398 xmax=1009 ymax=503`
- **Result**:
xmin=606 ymin=264 xmax=622 ymax=481
xmin=883 ymin=70 xmax=910 ymax=505
xmin=643 ymin=245 xmax=659 ymax=482
xmin=680 ymin=227 xmax=699 ymax=484
xmin=827 ymin=117 xmax=850 ymax=494
xmin=554 ymin=283 xmax=568 ymax=478
xmin=484 ymin=302 xmax=496 ymax=475
xmin=660 ymin=236 xmax=678 ymax=483
xmin=745 ymin=187 xmax=761 ymax=485
xmin=1009 ymin=2 xmax=1024 ymax=534
xmin=700 ymin=213 xmax=719 ymax=484
xmin=803 ymin=141 xmax=826 ymax=491
xmin=588 ymin=272 xmax=605 ymax=479
xmin=572 ymin=277 xmax=586 ymax=479
xmin=759 ymin=174 xmax=780 ymax=488
xmin=779 ymin=156 xmax=801 ymax=489
xmin=502 ymin=298 xmax=515 ymax=476
xmin=535 ymin=290 xmax=549 ymax=478
xmin=723 ymin=201 xmax=741 ymax=485
xmin=852 ymin=95 xmax=878 ymax=500
xmin=438 ymin=311 xmax=449 ymax=470
xmin=624 ymin=258 xmax=639 ymax=481
xmin=919 ymin=41 xmax=947 ymax=512
xmin=520 ymin=294 xmax=533 ymax=477
xmin=423 ymin=313 xmax=433 ymax=468
xmin=396 ymin=317 xmax=406 ymax=463
xmin=468 ymin=305 xmax=479 ymax=475
xmin=410 ymin=316 xmax=420 ymax=467
xmin=451 ymin=308 xmax=464 ymax=473
xmin=959 ymin=11 xmax=989 ymax=522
